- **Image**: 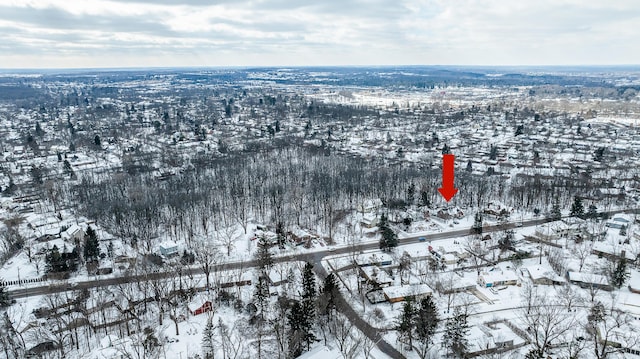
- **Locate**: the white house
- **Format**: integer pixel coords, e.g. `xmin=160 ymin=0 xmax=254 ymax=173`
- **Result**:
xmin=524 ymin=265 xmax=565 ymax=285
xmin=567 ymin=271 xmax=612 ymax=291
xmin=159 ymin=241 xmax=178 ymax=256
xmin=478 ymin=269 xmax=519 ymax=288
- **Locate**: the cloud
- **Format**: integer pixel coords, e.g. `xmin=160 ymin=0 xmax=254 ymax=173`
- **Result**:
xmin=0 ymin=0 xmax=638 ymax=67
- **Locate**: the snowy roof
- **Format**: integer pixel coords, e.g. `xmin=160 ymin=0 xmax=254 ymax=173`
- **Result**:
xmin=469 ymin=322 xmax=527 ymax=352
xmin=444 ymin=275 xmax=476 ymax=290
xmin=478 ymin=269 xmax=518 ymax=284
xmin=360 ymin=266 xmax=392 ymax=284
xmin=382 ymin=284 xmax=432 ymax=299
xmin=268 ymin=269 xmax=288 ymax=284
xmin=567 ymin=271 xmax=609 ymax=286
xmin=524 ymin=265 xmax=565 ymax=283
xmin=628 ymin=270 xmax=640 ymax=291
xmin=187 ymin=293 xmax=212 ymax=312
xmin=356 ymin=252 xmax=394 ymax=266
xmin=296 ymin=345 xmax=342 ymax=359
xmin=159 ymin=240 xmax=178 ymax=249
xmin=592 ymin=242 xmax=636 ymax=260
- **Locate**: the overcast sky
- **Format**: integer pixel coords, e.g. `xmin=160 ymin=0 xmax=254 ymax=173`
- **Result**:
xmin=0 ymin=0 xmax=638 ymax=68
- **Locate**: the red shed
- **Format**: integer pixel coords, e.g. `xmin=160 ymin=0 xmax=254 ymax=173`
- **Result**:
xmin=188 ymin=296 xmax=213 ymax=316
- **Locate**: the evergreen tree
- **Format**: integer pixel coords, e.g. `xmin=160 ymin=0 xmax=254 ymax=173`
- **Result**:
xmin=287 ymin=300 xmax=305 ymax=358
xmin=254 ymin=274 xmax=270 ymax=315
xmin=84 ymin=226 xmax=100 ymax=261
xmin=472 ymin=212 xmax=483 ymax=235
xmin=46 ymin=245 xmax=63 ymax=273
xmin=302 ymin=263 xmax=317 ymax=302
xmin=35 ymin=122 xmax=44 ymax=136
xmin=386 ymin=226 xmax=398 ymax=250
xmin=201 ymin=317 xmax=216 ymax=359
xmin=489 ymin=145 xmax=498 ymax=160
xmin=611 ymin=257 xmax=630 ymax=288
xmin=587 ymin=204 xmax=598 ymax=219
xmin=379 ymin=212 xmax=388 ymax=229
xmin=550 ymin=197 xmax=562 ymax=221
xmin=255 ymin=235 xmax=273 ymax=272
xmin=442 ymin=307 xmax=469 ymax=358
xmin=378 ymin=213 xmax=398 ymax=251
xmin=320 ymin=273 xmax=339 ymax=316
xmin=107 ymin=241 xmax=114 ymax=258
xmin=396 ymin=299 xmax=415 ymax=349
xmin=570 ymin=196 xmax=584 ymax=218
xmin=300 ymin=262 xmax=317 ymax=349
xmin=379 ymin=224 xmax=398 ymax=252
xmin=515 ymin=124 xmax=524 ymax=136
xmin=593 ymin=146 xmax=605 ymax=162
xmin=94 ymin=135 xmax=101 ymax=147
xmin=415 ymin=296 xmax=439 ymax=351
xmin=617 ymin=187 xmax=626 ymax=203
xmin=466 ymin=160 xmax=473 ymax=172
xmin=441 ymin=143 xmax=450 ymax=155
xmin=407 ymin=183 xmax=416 ymax=204
xmin=276 ymin=221 xmax=286 ymax=249
xmin=420 ymin=191 xmax=431 ymax=208
xmin=0 ymin=281 xmax=10 ymax=307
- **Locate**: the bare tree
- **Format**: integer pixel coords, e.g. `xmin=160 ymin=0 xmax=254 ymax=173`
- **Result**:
xmin=464 ymin=236 xmax=488 ymax=275
xmin=218 ymin=318 xmax=245 ymax=359
xmin=0 ymin=311 xmax=25 ymax=359
xmin=195 ymin=240 xmax=222 ymax=290
xmin=570 ymin=241 xmax=593 ymax=272
xmin=217 ymin=225 xmax=241 ymax=257
xmin=556 ymin=284 xmax=583 ymax=312
xmin=397 ymin=251 xmax=412 ymax=285
xmin=519 ymin=299 xmax=576 ymax=358
xmin=330 ymin=313 xmax=363 ymax=359
xmin=435 ymin=272 xmax=458 ymax=313
xmin=582 ymin=272 xmax=604 ymax=303
xmin=587 ymin=300 xmax=639 ymax=359
xmin=547 ymin=247 xmax=567 ymax=276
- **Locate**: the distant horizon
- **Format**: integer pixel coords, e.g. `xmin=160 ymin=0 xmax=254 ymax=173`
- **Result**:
xmin=1 ymin=64 xmax=640 ymax=73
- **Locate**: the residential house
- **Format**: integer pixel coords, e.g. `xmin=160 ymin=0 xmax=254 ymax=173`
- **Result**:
xmin=357 ymin=199 xmax=383 ymax=213
xmin=598 ymin=326 xmax=640 ymax=356
xmin=483 ymin=202 xmax=512 ymax=220
xmin=355 ymin=253 xmax=393 ymax=267
xmin=524 ymin=265 xmax=565 ymax=285
xmin=606 ymin=217 xmax=630 ymax=230
xmin=268 ymin=269 xmax=289 ymax=286
xmin=360 ymin=213 xmax=378 ymax=228
xmin=159 ymin=241 xmax=178 ymax=256
xmin=477 ymin=269 xmax=519 ymax=288
xmin=359 ymin=266 xmax=392 ymax=287
xmin=189 ymin=295 xmax=213 ymax=316
xmin=566 ymin=271 xmax=613 ymax=291
xmin=382 ymin=284 xmax=432 ymax=303
xmin=61 ymin=224 xmax=85 ymax=243
xmin=592 ymin=243 xmax=636 ymax=262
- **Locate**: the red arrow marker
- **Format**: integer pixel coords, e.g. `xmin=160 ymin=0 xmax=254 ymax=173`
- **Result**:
xmin=438 ymin=154 xmax=458 ymax=202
